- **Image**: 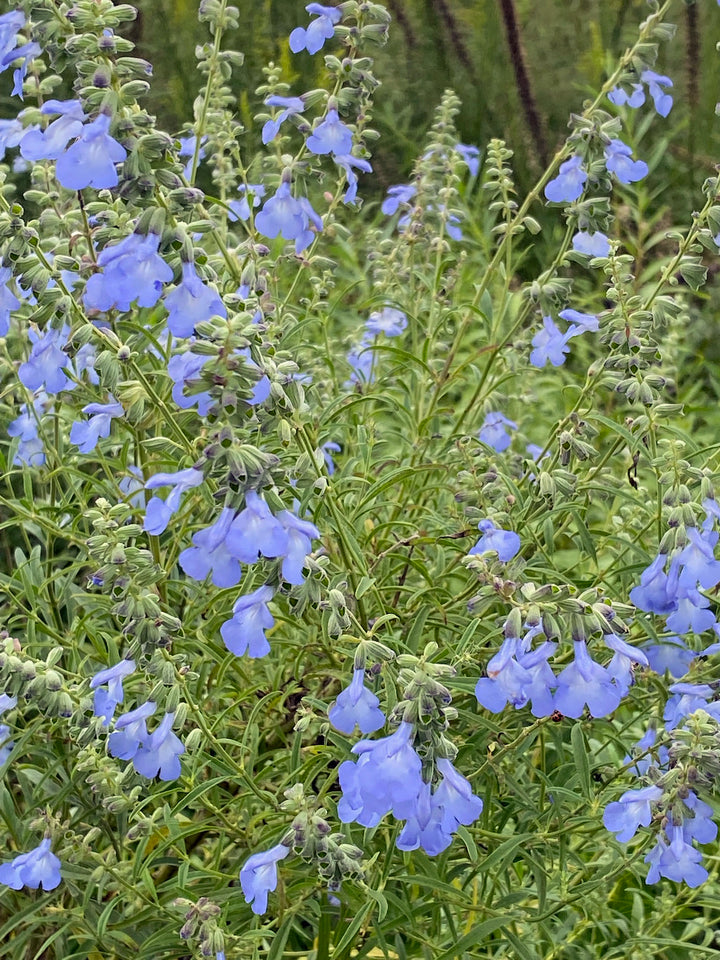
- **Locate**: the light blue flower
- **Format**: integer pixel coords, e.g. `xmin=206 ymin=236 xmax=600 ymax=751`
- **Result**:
xmin=144 ymin=467 xmax=205 ymax=535
xmin=478 ymin=411 xmax=516 ymax=452
xmin=90 ymin=658 xmax=136 ymax=726
xmin=0 ymin=838 xmax=61 ymax=891
xmin=108 ymin=701 xmax=156 ymax=760
xmin=132 ymin=712 xmax=185 ymax=781
xmin=20 ymin=99 xmax=85 ymax=160
xmin=55 ymin=113 xmax=127 ymax=190
xmin=255 ymin=181 xmax=322 ymax=255
xmin=164 ymin=261 xmax=226 ymax=338
xmin=69 ymin=398 xmax=124 ymax=454
xmin=366 ymin=307 xmax=407 ymax=337
xmin=328 ymin=669 xmax=385 ymax=735
xmin=262 ymin=96 xmax=305 ymax=145
xmin=306 ymin=108 xmax=353 ymax=156
xmin=289 ymin=4 xmax=341 ymax=55
xmin=468 ymin=519 xmax=520 ymax=562
xmin=240 ymin=842 xmax=290 ymax=915
xmin=220 ymin=585 xmax=275 ymax=658
xmin=604 ymin=139 xmax=648 ymax=185
xmin=544 ymin=155 xmax=587 ymax=203
xmin=572 ymin=230 xmax=611 ymax=257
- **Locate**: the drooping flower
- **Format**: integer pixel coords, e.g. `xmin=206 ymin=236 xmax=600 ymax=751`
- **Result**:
xmin=604 ymin=139 xmax=648 ymax=185
xmin=0 ymin=117 xmax=24 ymax=160
xmin=630 ymin=554 xmax=681 ymax=615
xmin=228 ymin=183 xmax=266 ymax=221
xmin=240 ymin=843 xmax=291 ymax=915
xmin=608 ymin=83 xmax=645 ymax=109
xmin=20 ymin=99 xmax=85 ymax=160
xmin=0 ymin=693 xmax=16 ymax=765
xmin=143 ymin=467 xmax=205 ymax=535
xmin=338 ymin=721 xmax=424 ymax=827
xmin=221 ymin=585 xmax=275 ymax=658
xmin=2 ymin=36 xmax=41 ymax=100
xmin=18 ymin=325 xmax=72 ymax=394
xmin=560 ymin=308 xmax=600 ymax=338
xmin=84 ymin=231 xmax=173 ymax=313
xmin=334 ymin=154 xmax=372 ymax=204
xmin=381 ymin=184 xmax=416 ymax=216
xmin=677 ymin=526 xmax=720 ymax=591
xmin=167 ymin=349 xmax=214 ymax=416
xmin=289 ymin=4 xmax=341 ymax=55
xmin=553 ymin=640 xmax=622 ymax=718
xmin=255 ymin=181 xmax=323 ymax=255
xmin=55 ymin=113 xmax=127 ymax=190
xmin=164 ymin=261 xmax=226 ymax=338
xmin=328 ymin=669 xmax=385 ymax=735
xmin=433 ymin=758 xmax=484 ymax=834
xmin=366 ymin=307 xmax=407 ymax=337
xmin=544 ymin=155 xmax=587 ymax=203
xmin=276 ymin=510 xmax=320 ymax=584
xmin=8 ymin=392 xmax=48 ymax=467
xmin=346 ymin=333 xmax=375 ymax=385
xmin=530 ymin=315 xmax=572 ymax=368
xmin=643 ymin=636 xmax=695 ymax=679
xmin=456 ymin=142 xmax=481 ymax=177
xmin=475 ymin=628 xmax=556 ymax=717
xmin=306 ymin=108 xmax=353 ymax=156
xmin=225 ymin=491 xmax=289 ymax=563
xmin=262 ymin=96 xmax=306 ymax=144
xmin=641 ymin=70 xmax=673 ymax=117
xmin=179 ymin=506 xmax=243 ymax=588
xmin=108 ymin=701 xmax=156 ymax=761
xmin=132 ymin=712 xmax=185 ymax=781
xmin=603 ymin=784 xmax=664 ymax=842
xmin=468 ymin=519 xmax=520 ymax=563
xmin=177 ymin=133 xmax=206 ymax=179
xmin=604 ymin=633 xmax=649 ymax=697
xmin=69 ymin=398 xmax=124 ymax=454
xmin=90 ymin=659 xmax=136 ymax=726
xmin=478 ymin=411 xmax=516 ymax=452
xmin=646 ymin=827 xmax=708 ymax=887
xmin=0 ymin=838 xmax=61 ymax=891
xmin=572 ymin=230 xmax=611 ymax=258
xmin=0 ymin=264 xmax=20 ymax=336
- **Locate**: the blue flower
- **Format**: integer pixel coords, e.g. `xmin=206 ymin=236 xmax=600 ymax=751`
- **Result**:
xmin=0 ymin=117 xmax=24 ymax=160
xmin=560 ymin=308 xmax=600 ymax=338
xmin=119 ymin=465 xmax=146 ymax=509
xmin=240 ymin=842 xmax=291 ymax=915
xmin=228 ymin=183 xmax=266 ymax=221
xmin=572 ymin=230 xmax=611 ymax=258
xmin=553 ymin=640 xmax=622 ymax=718
xmin=630 ymin=553 xmax=681 ymax=614
xmin=346 ymin=333 xmax=375 ymax=385
xmin=337 ymin=721 xmax=424 ymax=827
xmin=544 ymin=155 xmax=587 ymax=203
xmin=603 ymin=784 xmax=664 ymax=842
xmin=478 ymin=411 xmax=516 ymax=452
xmin=530 ymin=315 xmax=571 ymax=367
xmin=666 ymin=589 xmax=716 ymax=635
xmin=0 ymin=12 xmax=24 ymax=65
xmin=261 ymin=95 xmax=306 ymax=144
xmin=220 ymin=585 xmax=275 ymax=658
xmin=167 ymin=349 xmax=214 ymax=415
xmin=475 ymin=628 xmax=556 ymax=717
xmin=468 ymin=519 xmax=520 ymax=563
xmin=84 ymin=231 xmax=172 ymax=312
xmin=608 ymin=83 xmax=645 ymax=109
xmin=177 ymin=133 xmax=206 ymax=178
xmin=164 ymin=261 xmax=226 ymax=338
xmin=69 ymin=398 xmax=124 ymax=454
xmin=55 ymin=113 xmax=127 ymax=190
xmin=179 ymin=506 xmax=242 ymax=588
xmin=396 ymin=781 xmax=452 ymax=856
xmin=641 ymin=70 xmax=673 ymax=117
xmin=677 ymin=526 xmax=720 ymax=591
xmin=255 ymin=181 xmax=323 ymax=255
xmin=381 ymin=183 xmax=416 ymax=216
xmin=0 ymin=838 xmax=61 ymax=891
xmin=334 ymin=154 xmax=372 ymax=204
xmin=604 ymin=139 xmax=648 ymax=185
xmin=366 ymin=307 xmax=407 ymax=337
xmin=433 ymin=758 xmax=484 ymax=834
xmin=646 ymin=827 xmax=708 ymax=887
xmin=456 ymin=142 xmax=480 ymax=177
xmin=20 ymin=99 xmax=85 ymax=161
xmin=132 ymin=711 xmax=185 ymax=781
xmin=276 ymin=510 xmax=319 ymax=584
xmin=0 ymin=264 xmax=20 ymax=336
xmin=8 ymin=392 xmax=48 ymax=467
xmin=108 ymin=701 xmax=156 ymax=760
xmin=90 ymin=659 xmax=136 ymax=726
xmin=663 ymin=682 xmax=715 ymax=731
xmin=289 ymin=4 xmax=341 ymax=55
xmin=306 ymin=108 xmax=353 ymax=156
xmin=144 ymin=467 xmax=205 ymax=535
xmin=321 ymin=441 xmax=340 ymax=474
xmin=644 ymin=636 xmax=694 ymax=679
xmin=604 ymin=633 xmax=649 ymax=696
xmin=226 ymin=491 xmax=289 ymax=563
xmin=18 ymin=325 xmax=71 ymax=394
xmin=328 ymin=668 xmax=385 ymax=735
xmin=0 ymin=694 xmax=16 ymax=765
xmin=2 ymin=40 xmax=41 ymax=99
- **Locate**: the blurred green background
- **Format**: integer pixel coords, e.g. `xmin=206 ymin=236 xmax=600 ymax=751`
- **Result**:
xmin=128 ymin=0 xmax=720 ymax=200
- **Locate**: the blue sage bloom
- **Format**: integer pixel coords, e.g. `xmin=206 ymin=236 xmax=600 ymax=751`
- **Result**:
xmin=468 ymin=519 xmax=521 ymax=563
xmin=475 ymin=628 xmax=556 ymax=717
xmin=2 ymin=36 xmax=41 ymax=100
xmin=177 ymin=133 xmax=206 ymax=178
xmin=366 ymin=307 xmax=407 ymax=337
xmin=179 ymin=506 xmax=243 ymax=588
xmin=220 ymin=585 xmax=275 ymax=658
xmin=553 ymin=640 xmax=622 ymax=719
xmin=0 ymin=264 xmax=20 ymax=336
xmin=478 ymin=411 xmax=516 ymax=452
xmin=261 ymin=95 xmax=306 ymax=144
xmin=228 ymin=183 xmax=266 ymax=221
xmin=255 ymin=181 xmax=323 ymax=254
xmin=609 ymin=70 xmax=673 ymax=117
xmin=289 ymin=4 xmax=341 ymax=55
xmin=334 ymin=154 xmax=372 ymax=204
xmin=646 ymin=829 xmax=708 ymax=888
xmin=90 ymin=658 xmax=136 ymax=725
xmin=84 ymin=231 xmax=173 ymax=312
xmin=397 ymin=759 xmax=483 ymax=856
xmin=7 ymin=391 xmax=49 ymax=467
xmin=0 ymin=117 xmax=24 ymax=161
xmin=144 ymin=467 xmax=205 ymax=535
xmin=572 ymin=230 xmax=611 ymax=258
xmin=164 ymin=261 xmax=227 ymax=338
xmin=108 ymin=701 xmax=156 ymax=760
xmin=381 ymin=184 xmax=416 ymax=216
xmin=69 ymin=398 xmax=124 ymax=454
xmin=604 ymin=139 xmax=648 ymax=185
xmin=0 ymin=838 xmax=61 ymax=891
xmin=544 ymin=155 xmax=587 ymax=203
xmin=240 ymin=843 xmax=291 ymax=915
xmin=306 ymin=108 xmax=353 ymax=156
xmin=55 ymin=113 xmax=127 ymax=190
xmin=328 ymin=668 xmax=385 ymax=735
xmin=530 ymin=315 xmax=572 ymax=368
xmin=603 ymin=785 xmax=664 ymax=842
xmin=18 ymin=325 xmax=71 ymax=394
xmin=226 ymin=491 xmax=289 ymax=563
xmin=0 ymin=693 xmax=16 ymax=766
xmin=276 ymin=510 xmax=320 ymax=584
xmin=167 ymin=349 xmax=214 ymax=415
xmin=20 ymin=99 xmax=85 ymax=161
xmin=132 ymin=712 xmax=185 ymax=781
xmin=456 ymin=142 xmax=480 ymax=177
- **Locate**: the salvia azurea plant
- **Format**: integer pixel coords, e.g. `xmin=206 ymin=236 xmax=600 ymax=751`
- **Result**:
xmin=1 ymin=0 xmax=720 ymax=957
